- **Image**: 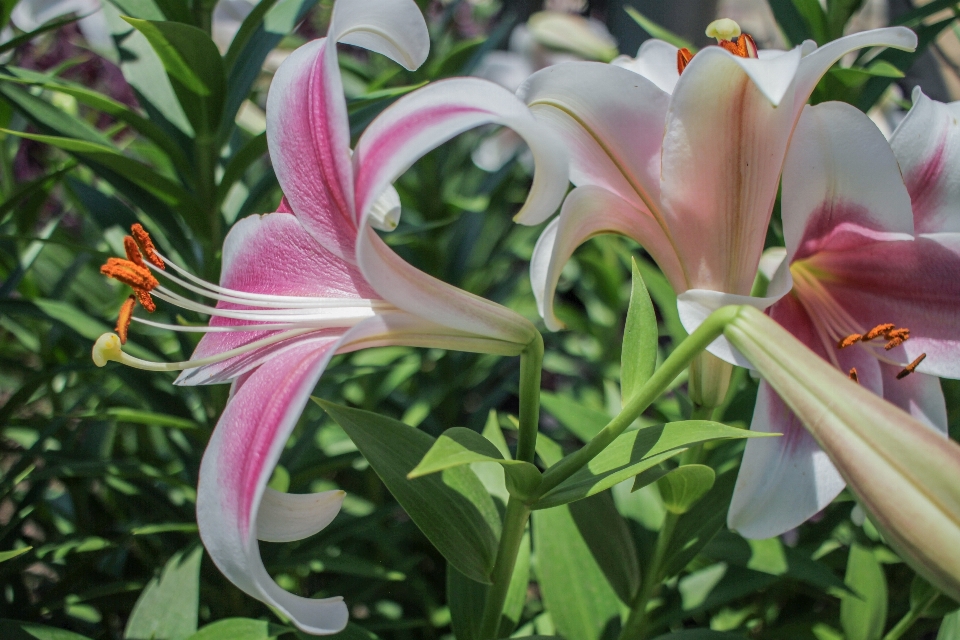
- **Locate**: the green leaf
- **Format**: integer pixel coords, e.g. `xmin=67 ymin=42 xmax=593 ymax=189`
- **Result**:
xmin=825 ymin=0 xmax=866 ymax=41
xmin=0 ymin=547 xmax=31 ymax=563
xmin=215 ymin=131 xmax=267 ymax=209
xmin=0 ymin=14 xmax=87 ymax=56
xmin=661 ymin=470 xmax=737 ymax=578
xmin=623 ymin=6 xmax=695 ymax=51
xmin=840 ymin=545 xmax=888 ymax=640
xmin=765 ymin=0 xmax=813 ymax=46
xmin=539 ymin=392 xmax=610 ymax=442
xmin=122 ymin=17 xmax=226 ymax=134
xmin=0 ymin=620 xmax=94 ymax=640
xmin=124 ymin=545 xmax=203 ymax=640
xmin=939 ymin=610 xmax=960 ymax=640
xmin=317 ymin=400 xmax=501 ymax=583
xmin=102 ymin=407 xmax=199 ymax=430
xmin=323 ymin=625 xmax=381 ymax=640
xmin=910 ymin=575 xmax=960 ymax=618
xmin=186 ymin=619 xmax=293 ymax=640
xmin=634 ymin=256 xmax=685 ymax=344
xmin=650 ymin=629 xmax=746 ymax=639
xmin=622 ymin=258 xmax=658 ymax=403
xmin=657 ymin=464 xmax=716 ymax=514
xmin=790 ymin=0 xmax=829 ymax=44
xmin=568 ymin=491 xmax=640 ymax=603
xmin=536 ymin=421 xmax=772 ymax=509
xmin=409 ymin=427 xmax=541 ymax=498
xmin=829 ymin=60 xmax=904 ymax=88
xmin=534 ymin=500 xmax=622 ymax=640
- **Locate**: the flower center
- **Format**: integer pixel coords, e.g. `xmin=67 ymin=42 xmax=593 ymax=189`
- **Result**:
xmin=95 ymin=223 xmax=387 ymax=372
xmin=677 ymin=18 xmax=759 ymax=75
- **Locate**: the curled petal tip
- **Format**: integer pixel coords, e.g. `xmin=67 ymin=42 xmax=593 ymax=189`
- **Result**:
xmin=92 ymin=333 xmax=122 ymax=367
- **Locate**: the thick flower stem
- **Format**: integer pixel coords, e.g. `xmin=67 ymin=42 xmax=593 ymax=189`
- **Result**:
xmin=882 ymin=588 xmax=940 ymax=640
xmin=478 ymin=498 xmax=531 ymax=639
xmin=516 ymin=333 xmax=544 ymax=464
xmin=619 ymin=511 xmax=679 ymax=640
xmin=535 ymin=306 xmax=742 ymax=499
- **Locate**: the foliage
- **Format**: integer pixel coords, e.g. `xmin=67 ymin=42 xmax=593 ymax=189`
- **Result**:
xmin=0 ymin=0 xmax=959 ymax=639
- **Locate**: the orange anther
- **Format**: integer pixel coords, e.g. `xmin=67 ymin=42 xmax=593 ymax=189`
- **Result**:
xmin=863 ymin=323 xmax=895 ymax=341
xmin=115 ymin=295 xmax=136 ymax=344
xmin=135 ymin=288 xmax=157 ymax=313
xmin=883 ymin=328 xmax=910 ymax=350
xmin=837 ymin=333 xmax=862 ymax=349
xmin=100 ymin=258 xmax=160 ymax=292
xmin=848 ymin=367 xmax=859 ymax=383
xmin=677 ymin=47 xmax=693 ymax=74
xmin=131 ymin=223 xmax=165 ymax=270
xmin=737 ymin=33 xmax=758 ymax=58
xmin=123 ymin=236 xmax=144 ymax=268
xmin=896 ymin=353 xmax=927 ymax=380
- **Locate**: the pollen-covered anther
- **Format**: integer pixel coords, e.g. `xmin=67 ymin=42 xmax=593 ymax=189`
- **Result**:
xmin=115 ymin=295 xmax=136 ymax=344
xmin=123 ymin=236 xmax=144 ymax=268
xmin=135 ymin=288 xmax=157 ymax=313
xmin=131 ymin=223 xmax=165 ymax=270
xmin=862 ymin=323 xmax=895 ymax=342
xmin=101 ymin=258 xmax=160 ymax=292
xmin=896 ymin=353 xmax=926 ymax=380
xmin=837 ymin=333 xmax=862 ymax=349
xmin=883 ymin=327 xmax=910 ymax=350
xmin=848 ymin=367 xmax=859 ymax=383
xmin=677 ymin=47 xmax=693 ymax=74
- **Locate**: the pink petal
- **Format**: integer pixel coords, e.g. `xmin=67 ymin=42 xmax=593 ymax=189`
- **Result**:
xmin=728 ymin=295 xmax=881 ymax=539
xmin=175 ymin=212 xmax=377 ymax=385
xmin=612 ymin=39 xmax=680 ymax=94
xmin=531 ymin=185 xmax=685 ymax=331
xmin=783 ymin=102 xmax=914 ymax=261
xmin=879 ymin=364 xmax=948 ymax=434
xmin=890 ymin=88 xmax=960 ymax=234
xmin=792 ymin=28 xmax=917 ymax=117
xmin=196 ymin=340 xmax=349 ymax=635
xmin=519 ymin=61 xmax=669 ymax=218
xmin=354 ymin=77 xmax=569 ymax=228
xmin=659 ymin=46 xmax=798 ymax=294
xmin=805 ymin=235 xmax=960 ymax=378
xmin=267 ymin=37 xmax=357 ymax=260
xmin=356 ymin=226 xmax=535 ymax=348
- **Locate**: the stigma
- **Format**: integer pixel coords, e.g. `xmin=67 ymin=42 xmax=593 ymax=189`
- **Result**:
xmin=677 ymin=18 xmax=758 ymax=75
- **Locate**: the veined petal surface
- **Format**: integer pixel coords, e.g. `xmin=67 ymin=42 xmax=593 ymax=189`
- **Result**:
xmin=879 ymin=364 xmax=948 ymax=434
xmin=612 ymin=39 xmax=680 ymax=94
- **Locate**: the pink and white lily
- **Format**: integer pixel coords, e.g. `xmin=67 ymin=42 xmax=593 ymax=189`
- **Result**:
xmin=725 ymin=96 xmax=960 ymax=539
xmin=91 ymin=0 xmax=567 ymax=633
xmin=520 ymin=19 xmax=916 ymax=403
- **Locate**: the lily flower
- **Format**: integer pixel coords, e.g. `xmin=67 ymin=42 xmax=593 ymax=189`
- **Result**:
xmin=721 ymin=96 xmax=960 ymax=539
xmin=91 ymin=0 xmax=567 ymax=633
xmin=520 ymin=17 xmax=916 ymax=405
xmin=724 ymin=305 xmax=960 ymax=602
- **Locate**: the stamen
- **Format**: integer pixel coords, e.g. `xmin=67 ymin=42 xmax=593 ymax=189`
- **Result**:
xmin=896 ymin=354 xmax=926 ymax=380
xmin=135 ymin=288 xmax=157 ymax=313
xmin=862 ymin=323 xmax=895 ymax=341
xmin=115 ymin=295 xmax=136 ymax=344
xmin=848 ymin=368 xmax=859 ymax=383
xmin=101 ymin=258 xmax=160 ymax=292
xmin=677 ymin=48 xmax=693 ymax=74
xmin=92 ymin=328 xmax=318 ymax=371
xmin=124 ymin=236 xmax=144 ymax=268
xmin=736 ymin=33 xmax=758 ymax=58
xmin=884 ymin=327 xmax=910 ymax=350
xmin=131 ymin=223 xmax=165 ymax=270
xmin=837 ymin=333 xmax=862 ymax=349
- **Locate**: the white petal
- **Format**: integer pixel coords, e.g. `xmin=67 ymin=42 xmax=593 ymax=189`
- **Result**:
xmin=879 ymin=365 xmax=948 ymax=435
xmin=368 ymin=184 xmax=402 ymax=231
xmin=257 ymin=488 xmax=346 ymax=543
xmin=329 ymin=0 xmax=429 ymax=71
xmin=612 ymin=39 xmax=680 ymax=94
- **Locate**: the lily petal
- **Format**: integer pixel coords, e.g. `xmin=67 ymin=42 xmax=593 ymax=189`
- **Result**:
xmin=792 ymin=27 xmax=917 ymax=116
xmin=879 ymin=364 xmax=948 ymax=434
xmin=728 ymin=295 xmax=881 ymax=539
xmin=257 ymin=488 xmax=346 ymax=543
xmin=519 ymin=61 xmax=669 ymax=217
xmin=197 ymin=341 xmax=349 ymax=635
xmin=530 ymin=185 xmax=685 ymax=331
xmin=783 ymin=102 xmax=914 ymax=261
xmin=353 ymin=77 xmax=569 ymax=228
xmin=176 ymin=212 xmax=376 ymax=385
xmin=329 ymin=0 xmax=429 ymax=72
xmin=890 ymin=88 xmax=960 ymax=234
xmin=804 ymin=234 xmax=960 ymax=378
xmin=659 ymin=46 xmax=797 ymax=294
xmin=612 ymin=39 xmax=680 ymax=94
xmin=356 ymin=226 xmax=536 ymax=348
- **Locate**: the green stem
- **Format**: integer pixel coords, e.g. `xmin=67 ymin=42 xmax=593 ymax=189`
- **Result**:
xmin=515 ymin=333 xmax=543 ymax=464
xmin=535 ymin=306 xmax=740 ymax=499
xmin=882 ymin=589 xmax=940 ymax=640
xmin=477 ymin=498 xmax=531 ymax=639
xmin=619 ymin=511 xmax=679 ymax=640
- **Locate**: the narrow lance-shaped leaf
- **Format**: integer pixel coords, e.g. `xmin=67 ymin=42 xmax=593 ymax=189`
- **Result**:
xmin=622 ymin=257 xmax=659 ymax=403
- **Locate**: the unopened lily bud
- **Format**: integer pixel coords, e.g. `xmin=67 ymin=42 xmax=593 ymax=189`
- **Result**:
xmin=724 ymin=305 xmax=960 ymax=602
